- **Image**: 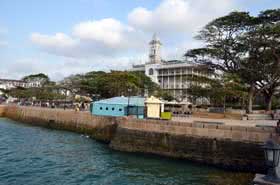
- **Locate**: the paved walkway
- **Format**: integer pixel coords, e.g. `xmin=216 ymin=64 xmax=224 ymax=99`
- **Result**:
xmin=172 ymin=116 xmax=277 ymax=127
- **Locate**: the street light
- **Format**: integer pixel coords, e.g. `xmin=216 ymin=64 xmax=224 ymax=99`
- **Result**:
xmin=127 ymin=88 xmax=132 ymax=116
xmin=263 ymin=139 xmax=280 ymax=183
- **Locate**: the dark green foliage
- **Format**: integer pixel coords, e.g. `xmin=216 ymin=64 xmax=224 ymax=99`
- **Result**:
xmin=185 ymin=9 xmax=280 ymax=111
xmin=61 ymin=70 xmax=160 ymax=99
xmin=8 ymin=71 xmax=163 ymax=101
xmin=186 ymin=73 xmax=247 ymax=107
xmin=22 ymin=73 xmax=51 ymax=86
xmin=8 ymin=87 xmax=65 ymax=100
xmin=156 ymin=91 xmax=174 ymax=101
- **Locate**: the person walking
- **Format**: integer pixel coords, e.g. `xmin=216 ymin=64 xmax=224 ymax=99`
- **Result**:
xmin=276 ymin=120 xmax=280 ymax=134
xmin=81 ymin=102 xmax=85 ymax=111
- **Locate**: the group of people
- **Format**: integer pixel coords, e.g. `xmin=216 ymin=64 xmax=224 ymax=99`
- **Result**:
xmin=74 ymin=102 xmax=89 ymax=111
xmin=12 ymin=100 xmax=90 ymax=112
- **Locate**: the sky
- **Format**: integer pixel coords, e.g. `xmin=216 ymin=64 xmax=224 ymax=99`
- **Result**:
xmin=0 ymin=0 xmax=279 ymax=81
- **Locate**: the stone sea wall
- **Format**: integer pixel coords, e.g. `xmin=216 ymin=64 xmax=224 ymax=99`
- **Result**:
xmin=111 ymin=119 xmax=277 ymax=172
xmin=0 ymin=106 xmax=6 ymax=117
xmin=2 ymin=105 xmax=117 ymax=142
xmin=0 ymin=105 xmax=277 ymax=172
xmin=116 ymin=118 xmax=276 ymax=143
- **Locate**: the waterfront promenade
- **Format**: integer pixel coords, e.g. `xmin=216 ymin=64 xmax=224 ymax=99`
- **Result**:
xmin=173 ymin=116 xmax=277 ymax=127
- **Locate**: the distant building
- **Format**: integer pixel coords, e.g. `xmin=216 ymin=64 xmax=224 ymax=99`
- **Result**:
xmin=131 ymin=34 xmax=211 ymax=102
xmin=90 ymin=96 xmax=145 ymax=118
xmin=0 ymin=79 xmax=27 ymax=90
xmin=24 ymin=78 xmax=43 ymax=88
xmin=0 ymin=78 xmax=42 ymax=90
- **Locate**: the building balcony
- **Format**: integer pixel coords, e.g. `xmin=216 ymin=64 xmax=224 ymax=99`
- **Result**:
xmin=157 ymin=72 xmax=194 ymax=77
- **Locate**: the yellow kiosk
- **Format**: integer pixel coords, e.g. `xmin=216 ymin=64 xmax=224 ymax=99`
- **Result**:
xmin=145 ymin=96 xmax=164 ymax=119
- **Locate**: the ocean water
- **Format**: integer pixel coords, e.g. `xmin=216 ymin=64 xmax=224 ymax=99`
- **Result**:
xmin=0 ymin=118 xmax=253 ymax=185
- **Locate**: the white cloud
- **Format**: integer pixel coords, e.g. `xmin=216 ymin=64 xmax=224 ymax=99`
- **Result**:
xmin=30 ymin=0 xmax=237 ymax=59
xmin=31 ymin=33 xmax=76 ymax=48
xmin=162 ymin=39 xmax=204 ymax=60
xmin=27 ymin=0 xmax=238 ymax=80
xmin=0 ymin=55 xmax=138 ymax=81
xmin=73 ymin=18 xmax=133 ymax=48
xmin=128 ymin=0 xmax=235 ymax=34
xmin=30 ymin=33 xmax=79 ymax=57
xmin=31 ymin=18 xmax=147 ymax=58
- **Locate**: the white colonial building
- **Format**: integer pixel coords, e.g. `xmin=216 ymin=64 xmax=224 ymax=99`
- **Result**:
xmin=131 ymin=34 xmax=211 ymax=101
xmin=0 ymin=78 xmax=42 ymax=90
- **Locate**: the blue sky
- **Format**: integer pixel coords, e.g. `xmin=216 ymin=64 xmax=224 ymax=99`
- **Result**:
xmin=0 ymin=0 xmax=279 ymax=81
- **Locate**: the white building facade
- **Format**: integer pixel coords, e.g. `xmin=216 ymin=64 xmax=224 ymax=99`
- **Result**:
xmin=132 ymin=34 xmax=211 ymax=101
xmin=0 ymin=78 xmax=42 ymax=90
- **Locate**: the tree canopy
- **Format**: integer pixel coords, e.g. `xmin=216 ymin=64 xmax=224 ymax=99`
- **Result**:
xmin=22 ymin=73 xmax=51 ymax=86
xmin=8 ymin=87 xmax=65 ymax=100
xmin=59 ymin=70 xmax=162 ymax=99
xmin=185 ymin=9 xmax=280 ymax=112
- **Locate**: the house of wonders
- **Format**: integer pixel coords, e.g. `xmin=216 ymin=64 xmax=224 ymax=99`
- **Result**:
xmin=131 ymin=34 xmax=211 ymax=103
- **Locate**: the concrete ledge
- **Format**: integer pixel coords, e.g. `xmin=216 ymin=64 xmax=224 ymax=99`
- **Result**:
xmin=253 ymin=174 xmax=280 ymax=185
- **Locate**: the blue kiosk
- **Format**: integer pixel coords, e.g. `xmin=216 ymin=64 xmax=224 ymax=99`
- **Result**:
xmin=90 ymin=96 xmax=145 ymax=118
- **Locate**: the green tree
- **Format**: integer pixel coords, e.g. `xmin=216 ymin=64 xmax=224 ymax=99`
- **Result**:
xmin=7 ymin=87 xmax=65 ymax=100
xmin=185 ymin=9 xmax=280 ymax=112
xmin=22 ymin=73 xmax=50 ymax=86
xmin=62 ymin=71 xmax=160 ymax=99
xmin=247 ymin=9 xmax=280 ymax=111
xmin=156 ymin=91 xmax=174 ymax=101
xmin=184 ymin=72 xmax=247 ymax=107
xmin=59 ymin=74 xmax=85 ymax=95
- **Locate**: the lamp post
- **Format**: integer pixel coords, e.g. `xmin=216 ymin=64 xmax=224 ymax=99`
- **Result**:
xmin=262 ymin=139 xmax=280 ymax=183
xmin=127 ymin=88 xmax=132 ymax=116
xmin=254 ymin=139 xmax=280 ymax=185
xmin=64 ymin=89 xmax=67 ymax=110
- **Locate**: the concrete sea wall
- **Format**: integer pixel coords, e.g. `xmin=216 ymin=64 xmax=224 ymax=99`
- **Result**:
xmin=0 ymin=105 xmax=277 ymax=172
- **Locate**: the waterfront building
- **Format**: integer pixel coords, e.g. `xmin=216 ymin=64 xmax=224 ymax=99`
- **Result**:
xmin=131 ymin=34 xmax=211 ymax=102
xmin=0 ymin=79 xmax=28 ymax=90
xmin=24 ymin=78 xmax=43 ymax=88
xmin=91 ymin=96 xmax=145 ymax=118
xmin=0 ymin=78 xmax=42 ymax=90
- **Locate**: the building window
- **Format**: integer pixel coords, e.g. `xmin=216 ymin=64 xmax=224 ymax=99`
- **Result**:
xmin=106 ymin=107 xmax=108 ymax=110
xmin=112 ymin=108 xmax=115 ymax=111
xmin=100 ymin=107 xmax=103 ymax=110
xmin=149 ymin=68 xmax=154 ymax=75
xmin=119 ymin=108 xmax=122 ymax=111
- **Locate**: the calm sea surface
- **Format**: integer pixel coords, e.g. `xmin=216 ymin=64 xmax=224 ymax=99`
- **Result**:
xmin=0 ymin=118 xmax=253 ymax=185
